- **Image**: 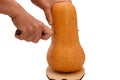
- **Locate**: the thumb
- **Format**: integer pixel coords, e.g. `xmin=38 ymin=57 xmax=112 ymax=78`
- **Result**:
xmin=41 ymin=26 xmax=53 ymax=40
xmin=44 ymin=9 xmax=52 ymax=25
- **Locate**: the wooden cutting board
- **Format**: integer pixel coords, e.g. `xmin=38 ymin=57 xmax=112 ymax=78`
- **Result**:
xmin=46 ymin=67 xmax=85 ymax=80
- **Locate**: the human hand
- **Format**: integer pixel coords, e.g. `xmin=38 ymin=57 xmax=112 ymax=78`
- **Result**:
xmin=12 ymin=11 xmax=53 ymax=43
xmin=31 ymin=0 xmax=71 ymax=25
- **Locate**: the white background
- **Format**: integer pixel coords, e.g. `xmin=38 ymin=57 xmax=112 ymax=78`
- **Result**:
xmin=0 ymin=0 xmax=120 ymax=80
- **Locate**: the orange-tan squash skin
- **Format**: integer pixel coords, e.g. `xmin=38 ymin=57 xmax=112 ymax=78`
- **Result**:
xmin=47 ymin=2 xmax=85 ymax=72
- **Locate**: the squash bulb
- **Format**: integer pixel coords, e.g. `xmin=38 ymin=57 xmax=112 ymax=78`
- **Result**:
xmin=47 ymin=2 xmax=85 ymax=72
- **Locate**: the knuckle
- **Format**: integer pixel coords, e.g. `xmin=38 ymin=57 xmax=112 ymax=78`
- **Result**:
xmin=27 ymin=26 xmax=36 ymax=34
xmin=32 ymin=22 xmax=43 ymax=32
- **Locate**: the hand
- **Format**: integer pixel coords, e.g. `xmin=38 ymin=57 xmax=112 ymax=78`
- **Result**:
xmin=12 ymin=11 xmax=53 ymax=43
xmin=31 ymin=0 xmax=71 ymax=25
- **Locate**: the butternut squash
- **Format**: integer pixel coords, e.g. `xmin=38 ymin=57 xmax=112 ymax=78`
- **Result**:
xmin=47 ymin=2 xmax=85 ymax=72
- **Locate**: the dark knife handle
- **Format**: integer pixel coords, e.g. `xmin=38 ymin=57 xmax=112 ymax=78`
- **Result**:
xmin=15 ymin=29 xmax=21 ymax=36
xmin=15 ymin=29 xmax=46 ymax=36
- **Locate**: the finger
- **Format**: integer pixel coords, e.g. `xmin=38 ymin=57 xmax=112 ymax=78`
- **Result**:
xmin=15 ymin=29 xmax=28 ymax=40
xmin=44 ymin=9 xmax=52 ymax=25
xmin=41 ymin=32 xmax=52 ymax=40
xmin=25 ymin=32 xmax=39 ymax=42
xmin=15 ymin=34 xmax=23 ymax=40
xmin=32 ymin=33 xmax=41 ymax=43
xmin=25 ymin=36 xmax=34 ymax=42
xmin=41 ymin=27 xmax=53 ymax=40
xmin=25 ymin=28 xmax=42 ymax=43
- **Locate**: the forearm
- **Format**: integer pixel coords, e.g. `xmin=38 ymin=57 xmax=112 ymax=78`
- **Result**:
xmin=0 ymin=0 xmax=25 ymax=17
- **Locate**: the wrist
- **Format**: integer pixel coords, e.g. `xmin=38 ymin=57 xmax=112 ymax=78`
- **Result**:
xmin=0 ymin=0 xmax=26 ymax=18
